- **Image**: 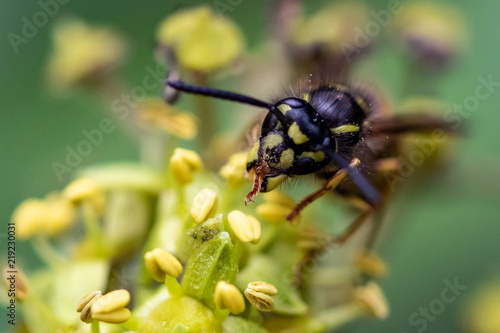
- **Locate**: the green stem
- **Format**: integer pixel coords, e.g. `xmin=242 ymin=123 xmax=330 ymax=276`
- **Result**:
xmin=33 ymin=236 xmax=68 ymax=267
xmin=174 ymin=182 xmax=186 ymax=218
xmin=82 ymin=201 xmax=103 ymax=241
xmin=165 ymin=275 xmax=183 ymax=297
xmin=91 ymin=321 xmax=100 ymax=333
xmin=192 ymin=72 xmax=214 ymax=161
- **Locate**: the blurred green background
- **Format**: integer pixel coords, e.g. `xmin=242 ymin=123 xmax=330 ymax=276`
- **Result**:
xmin=1 ymin=0 xmax=500 ymax=332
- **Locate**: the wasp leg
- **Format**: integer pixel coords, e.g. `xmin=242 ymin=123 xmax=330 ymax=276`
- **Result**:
xmin=287 ymin=158 xmax=361 ymax=223
xmin=294 ymin=207 xmax=373 ymax=287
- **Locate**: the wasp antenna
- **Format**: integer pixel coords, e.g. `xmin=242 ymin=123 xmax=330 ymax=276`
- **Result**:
xmin=166 ymin=80 xmax=289 ymax=125
xmin=167 ymin=80 xmax=271 ymax=108
xmin=327 ymin=151 xmax=383 ymax=208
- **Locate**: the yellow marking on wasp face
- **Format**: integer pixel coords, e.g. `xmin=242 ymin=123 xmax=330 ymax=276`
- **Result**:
xmin=263 ymin=174 xmax=288 ymax=192
xmin=247 ymin=141 xmax=260 ymax=164
xmin=300 ymin=151 xmax=325 ymax=162
xmin=277 ymin=104 xmax=291 ymax=114
xmin=262 ymin=134 xmax=283 ymax=151
xmin=302 ymin=93 xmax=310 ymax=102
xmin=279 ymin=148 xmax=295 ymax=168
xmin=288 ymin=122 xmax=309 ymax=145
xmin=268 ymin=148 xmax=294 ymax=169
xmin=331 ymin=124 xmax=360 ymax=134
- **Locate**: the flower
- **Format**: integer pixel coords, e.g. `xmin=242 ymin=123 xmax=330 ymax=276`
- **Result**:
xmin=47 ymin=18 xmax=126 ymax=90
xmin=393 ymin=2 xmax=466 ymax=70
xmin=157 ymin=6 xmax=244 ymax=72
xmin=290 ymin=2 xmax=371 ymax=61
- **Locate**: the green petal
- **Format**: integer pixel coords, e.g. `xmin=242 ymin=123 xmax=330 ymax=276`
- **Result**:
xmin=182 ymin=231 xmax=238 ymax=310
xmin=176 ymin=215 xmax=224 ymax=262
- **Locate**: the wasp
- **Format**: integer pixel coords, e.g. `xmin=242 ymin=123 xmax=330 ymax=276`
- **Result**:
xmin=166 ymin=79 xmax=454 ymax=279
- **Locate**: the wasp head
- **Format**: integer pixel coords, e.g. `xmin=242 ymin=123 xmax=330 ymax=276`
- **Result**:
xmin=245 ymin=97 xmax=334 ymax=203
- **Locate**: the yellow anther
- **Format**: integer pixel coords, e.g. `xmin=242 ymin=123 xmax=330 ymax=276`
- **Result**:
xmin=63 ymin=178 xmax=102 ymax=204
xmin=91 ymin=289 xmax=131 ymax=324
xmin=244 ymin=281 xmax=277 ymax=312
xmin=191 ymin=188 xmax=218 ymax=223
xmin=220 ymin=152 xmax=248 ymax=188
xmin=355 ymin=251 xmax=387 ymax=277
xmin=12 ymin=199 xmax=45 ymax=238
xmin=12 ymin=194 xmax=75 ymax=239
xmin=92 ymin=308 xmax=131 ymax=324
xmin=144 ymin=248 xmax=183 ymax=282
xmin=353 ymin=282 xmax=390 ymax=319
xmin=137 ymin=98 xmax=197 ymax=139
xmin=288 ymin=122 xmax=309 ymax=145
xmin=170 ymin=148 xmax=203 ymax=185
xmin=43 ymin=194 xmax=75 ymax=236
xmin=247 ymin=281 xmax=278 ymax=295
xmin=257 ymin=192 xmax=295 ymax=223
xmin=76 ymin=290 xmax=102 ymax=323
xmin=214 ymin=281 xmax=245 ymax=314
xmin=227 ymin=211 xmax=261 ymax=244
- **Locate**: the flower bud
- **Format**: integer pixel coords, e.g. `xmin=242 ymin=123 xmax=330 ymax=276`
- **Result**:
xmin=47 ymin=19 xmax=126 ymax=90
xmin=157 ymin=6 xmax=244 ymax=72
xmin=393 ymin=2 xmax=466 ymax=70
